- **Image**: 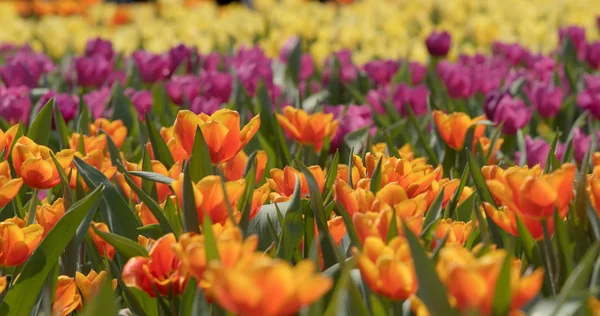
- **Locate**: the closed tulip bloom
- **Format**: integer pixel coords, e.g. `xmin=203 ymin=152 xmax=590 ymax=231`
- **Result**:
xmin=530 ymin=82 xmax=563 ymax=118
xmin=69 ymin=133 xmax=107 ymax=154
xmin=53 ymin=276 xmax=82 ymax=316
xmin=352 ymin=237 xmax=417 ymax=300
xmin=577 ymin=75 xmax=600 ymax=119
xmin=83 ymin=87 xmax=111 ymax=119
xmin=35 ymin=198 xmax=65 ymax=237
xmin=276 ymin=106 xmax=338 ymax=152
xmin=475 ymin=136 xmax=504 ymax=164
xmin=267 ymin=165 xmax=326 ymax=202
xmin=122 ymin=233 xmax=188 ymax=297
xmin=165 ymin=75 xmax=201 ymax=106
xmin=208 ymin=255 xmax=332 ymax=316
xmin=559 ymin=26 xmax=587 ymax=60
xmin=365 ymin=154 xmax=441 ymax=197
xmin=586 ymin=42 xmax=600 ymax=69
xmin=38 ymin=91 xmax=79 ymax=124
xmin=75 ymin=56 xmax=112 ymax=87
xmin=220 ymin=150 xmax=268 ymax=182
xmin=124 ymin=88 xmax=153 ymax=119
xmin=0 ymin=87 xmax=32 ymax=125
xmin=0 ymin=124 xmax=19 ymax=159
xmin=89 ymin=222 xmax=115 ymax=259
xmin=426 ymin=31 xmax=452 ymax=57
xmin=0 ymin=220 xmax=43 ymax=266
xmin=0 ymin=161 xmax=23 ymax=209
xmin=132 ymin=51 xmax=172 ymax=83
xmin=174 ymin=109 xmax=261 ymax=164
xmin=432 ymin=219 xmax=472 ymax=249
xmin=334 ymin=179 xmax=374 ymax=217
xmin=75 ymin=270 xmax=117 ymax=302
xmin=70 ymin=150 xmax=116 ymax=190
xmin=587 ymin=165 xmax=600 ymax=217
xmin=436 ymin=247 xmax=543 ymax=314
xmin=433 ymin=110 xmax=486 ymax=151
xmin=89 ymin=118 xmax=128 ymax=148
xmin=493 ymin=95 xmax=532 ymax=134
xmin=85 ymin=38 xmax=114 ymax=61
xmin=116 ymin=160 xmax=181 ymax=204
xmin=12 ymin=136 xmax=74 ymax=189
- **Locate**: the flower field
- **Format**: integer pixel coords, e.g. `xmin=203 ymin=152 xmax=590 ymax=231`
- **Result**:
xmin=2 ymin=0 xmax=600 ymax=315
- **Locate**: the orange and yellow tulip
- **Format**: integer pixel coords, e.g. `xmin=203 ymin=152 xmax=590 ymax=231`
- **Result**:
xmin=0 ymin=161 xmax=23 ymax=209
xmin=431 ymin=219 xmax=472 ymax=249
xmin=12 ymin=136 xmax=74 ymax=189
xmin=334 ymin=179 xmax=374 ymax=217
xmin=433 ymin=110 xmax=486 ymax=151
xmin=0 ymin=276 xmax=6 ymax=294
xmin=336 ymin=159 xmax=367 ymax=189
xmin=75 ymin=270 xmax=117 ymax=302
xmin=475 ymin=136 xmax=504 ymax=164
xmin=353 ymin=210 xmax=424 ymax=243
xmin=69 ymin=150 xmax=116 ymax=190
xmin=276 ymin=106 xmax=338 ymax=152
xmin=116 ymin=160 xmax=181 ymax=204
xmin=122 ymin=233 xmax=188 ymax=297
xmin=208 ymin=255 xmax=332 ymax=316
xmin=365 ymin=154 xmax=442 ymax=197
xmin=426 ymin=178 xmax=474 ymax=209
xmin=436 ymin=247 xmax=543 ymax=314
xmin=0 ymin=125 xmax=18 ymax=159
xmin=371 ymin=143 xmax=417 ymax=162
xmin=135 ymin=196 xmax=178 ymax=226
xmin=267 ymin=165 xmax=325 ymax=202
xmin=0 ymin=220 xmax=43 ymax=266
xmin=69 ymin=133 xmax=107 ymax=154
xmin=89 ymin=222 xmax=116 ymax=259
xmin=220 ymin=150 xmax=268 ymax=182
xmin=352 ymin=236 xmax=417 ymax=300
xmin=173 ymin=109 xmax=261 ymax=164
xmin=53 ymin=276 xmax=82 ymax=316
xmin=249 ymin=184 xmax=270 ymax=221
xmin=35 ymin=198 xmax=65 ymax=237
xmin=588 ymin=164 xmax=600 ymax=216
xmin=89 ymin=118 xmax=128 ymax=148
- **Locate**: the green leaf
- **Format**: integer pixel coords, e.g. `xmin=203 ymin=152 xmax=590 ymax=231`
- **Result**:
xmin=238 ymin=152 xmax=258 ymax=232
xmin=111 ymin=81 xmax=135 ymax=132
xmin=334 ymin=202 xmax=362 ymax=250
xmin=50 ymin=152 xmax=76 ymax=276
xmin=343 ymin=126 xmax=369 ymax=156
xmin=145 ymin=112 xmax=174 ymax=169
xmin=27 ymin=98 xmax=54 ymax=146
xmin=405 ymin=103 xmax=438 ymax=165
xmin=0 ymin=186 xmax=104 ymax=315
xmin=53 ymin=101 xmax=71 ymax=149
xmin=421 ymin=188 xmax=445 ymax=239
xmin=137 ymin=224 xmax=164 ymax=240
xmin=103 ymin=128 xmax=123 ymax=167
xmin=544 ymin=131 xmax=562 ymax=173
xmin=492 ymin=253 xmax=512 ymax=316
xmin=403 ymin=222 xmax=456 ymax=316
xmin=129 ymin=171 xmax=175 ymax=185
xmin=515 ymin=216 xmax=538 ymax=264
xmin=517 ymin=129 xmax=527 ymax=166
xmin=322 ymin=150 xmax=339 ymax=202
xmin=369 ymin=157 xmax=383 ymax=193
xmin=188 ymin=127 xmax=213 ymax=182
xmin=276 ymin=175 xmax=304 ymax=261
xmin=181 ymin=163 xmax=200 ymax=233
xmin=201 ymin=213 xmax=220 ymax=261
xmin=383 ymin=129 xmax=402 ymax=159
xmin=164 ymin=197 xmax=182 ymax=237
xmin=92 ymin=224 xmax=148 ymax=260
xmin=246 ymin=202 xmax=290 ymax=250
xmin=285 ymin=38 xmax=302 ymax=87
xmin=82 ymin=274 xmax=118 ymax=315
xmin=386 ymin=210 xmax=399 ymax=243
xmin=445 ymin=165 xmax=469 ymax=218
xmin=141 ymin=149 xmax=154 ymax=197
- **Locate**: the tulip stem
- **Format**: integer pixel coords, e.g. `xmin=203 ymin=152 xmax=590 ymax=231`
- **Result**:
xmin=541 ymin=220 xmax=557 ymax=295
xmin=26 ymin=189 xmax=38 ymax=226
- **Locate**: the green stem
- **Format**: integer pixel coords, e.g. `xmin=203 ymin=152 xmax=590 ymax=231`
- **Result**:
xmin=26 ymin=189 xmax=39 ymax=226
xmin=541 ymin=220 xmax=558 ymax=295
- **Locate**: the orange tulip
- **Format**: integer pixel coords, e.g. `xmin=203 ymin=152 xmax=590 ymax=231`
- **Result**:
xmin=53 ymin=276 xmax=82 ymax=316
xmin=173 ymin=221 xmax=258 ymax=285
xmin=89 ymin=118 xmax=128 ymax=148
xmin=353 ymin=209 xmax=424 ymax=243
xmin=267 ymin=165 xmax=325 ymax=202
xmin=436 ymin=247 xmax=543 ymax=314
xmin=173 ymin=109 xmax=261 ymax=164
xmin=69 ymin=133 xmax=107 ymax=154
xmin=89 ymin=222 xmax=116 ymax=259
xmin=334 ymin=178 xmax=374 ymax=217
xmin=35 ymin=198 xmax=65 ymax=237
xmin=336 ymin=160 xmax=367 ymax=189
xmin=276 ymin=106 xmax=338 ymax=152
xmin=0 ymin=220 xmax=43 ymax=266
xmin=0 ymin=160 xmax=23 ymax=209
xmin=135 ymin=202 xmax=159 ymax=226
xmin=138 ymin=235 xmax=156 ymax=250
xmin=208 ymin=255 xmax=332 ymax=316
xmin=220 ymin=150 xmax=268 ymax=182
xmin=250 ymin=184 xmax=270 ymax=221
xmin=426 ymin=178 xmax=474 ymax=209
xmin=352 ymin=236 xmax=417 ymax=300
xmin=482 ymin=203 xmax=553 ymax=240
xmin=371 ymin=143 xmax=417 ymax=161
xmin=122 ymin=233 xmax=188 ymax=297
xmin=365 ymin=154 xmax=441 ymax=197
xmin=116 ymin=160 xmax=182 ymax=204
xmin=431 ymin=219 xmax=472 ymax=249
xmin=160 ymin=126 xmax=189 ymax=162
xmin=0 ymin=124 xmax=18 ymax=159
xmin=12 ymin=137 xmax=74 ymax=189
xmin=172 ymin=175 xmax=245 ymax=225
xmin=0 ymin=276 xmax=6 ymax=294
xmin=475 ymin=136 xmax=504 ymax=164
xmin=484 ymin=163 xmax=576 ymax=219
xmin=75 ymin=270 xmax=117 ymax=302
xmin=70 ymin=149 xmax=117 ymax=190
xmin=433 ymin=110 xmax=486 ymax=151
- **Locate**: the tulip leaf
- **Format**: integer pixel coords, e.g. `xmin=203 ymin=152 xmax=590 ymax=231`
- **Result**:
xmin=514 ymin=216 xmax=538 ymax=264
xmin=285 ymin=38 xmax=302 ymax=87
xmin=103 ymin=128 xmax=124 ymax=167
xmin=334 ymin=202 xmax=362 ymax=250
xmin=574 ymin=147 xmax=592 ymax=226
xmin=544 ymin=131 xmax=562 ymax=173
xmin=386 ymin=210 xmax=399 ymax=243
xmin=181 ymin=163 xmax=201 ymax=233
xmin=347 ymin=147 xmax=355 ymax=189
xmin=276 ymin=174 xmax=304 ymax=261
xmin=322 ymin=150 xmax=339 ymax=201
xmin=326 ymin=57 xmax=343 ymax=105
xmin=445 ymin=165 xmax=470 ymax=218
xmin=53 ymin=101 xmax=71 ymax=150
xmin=201 ymin=213 xmax=220 ymax=261
xmin=383 ymin=128 xmax=402 ymax=159
xmin=247 ymin=202 xmax=289 ymax=250
xmin=492 ymin=253 xmax=513 ymax=316
xmin=343 ymin=126 xmax=370 ymax=156
xmin=50 ymin=152 xmax=76 ymax=276
xmin=516 ymin=129 xmax=527 ymax=166
xmin=239 ymin=152 xmax=258 ymax=233
xmin=145 ymin=112 xmax=175 ymax=169
xmin=137 ymin=224 xmax=164 ymax=240
xmin=82 ymin=273 xmax=119 ymax=315
xmin=179 ymin=278 xmax=197 ymax=316
xmin=0 ymin=186 xmax=103 ymax=315
xmin=369 ymin=156 xmax=383 ymax=194
xmin=27 ymin=98 xmax=54 ymax=146
xmin=141 ymin=149 xmax=154 ymax=197
xmin=92 ymin=224 xmax=148 ymax=259
xmin=421 ymin=188 xmax=445 ymax=240
xmin=76 ymin=101 xmax=91 ymax=135
xmin=129 ymin=171 xmax=175 ymax=185
xmin=108 ymin=259 xmax=157 ymax=316
xmin=74 ymin=156 xmax=141 ymax=240
xmin=189 ymin=127 xmax=213 ymax=182
xmin=403 ymin=222 xmax=456 ymax=316
xmin=405 ymin=103 xmax=438 ymax=165
xmin=111 ymin=81 xmax=135 ymax=132
xmin=554 ymin=209 xmax=575 ymax=277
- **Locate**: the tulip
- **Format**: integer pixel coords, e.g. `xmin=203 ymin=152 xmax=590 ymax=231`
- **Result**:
xmin=276 ymin=106 xmax=338 ymax=152
xmin=392 ymin=84 xmax=429 ymax=117
xmin=437 ymin=62 xmax=472 ymax=99
xmin=353 ymin=209 xmax=424 ymax=243
xmin=559 ymin=26 xmax=587 ymax=60
xmin=433 ymin=110 xmax=486 ymax=151
xmin=362 ymin=59 xmax=399 ymax=86
xmin=85 ymin=38 xmax=114 ymax=61
xmin=0 ymin=160 xmax=23 ymax=209
xmin=0 ymin=124 xmax=19 ymax=159
xmin=0 ymin=86 xmax=32 ymax=124
xmin=70 ymin=150 xmax=116 ymax=190
xmin=165 ymin=75 xmax=201 ymax=106
xmin=208 ymin=255 xmax=332 ymax=316
xmin=492 ymin=95 xmax=532 ymax=134
xmin=189 ymin=96 xmax=221 ymax=115
xmin=171 ymin=175 xmax=245 ymax=225
xmin=0 ymin=51 xmax=54 ymax=88
xmin=135 ymin=202 xmax=160 ymax=226
xmin=514 ymin=136 xmax=565 ymax=168
xmin=0 ymin=276 xmax=6 ymax=294
xmin=336 ymin=160 xmax=367 ymax=189
xmin=426 ymin=178 xmax=474 ymax=209
xmin=250 ymin=184 xmax=270 ymax=221
xmin=0 ymin=220 xmax=43 ymax=266
xmin=89 ymin=118 xmax=128 ymax=149
xmin=12 ymin=136 xmax=74 ymax=189
xmin=334 ymin=179 xmax=374 ymax=217
xmin=132 ymin=51 xmax=172 ymax=83
xmin=529 ymin=82 xmax=563 ymax=118
xmin=35 ymin=198 xmax=65 ymax=237
xmin=124 ymin=88 xmax=153 ymax=119
xmin=53 ymin=276 xmax=82 ymax=316
xmin=431 ymin=219 xmax=472 ymax=249
xmin=577 ymin=74 xmax=600 ymax=119
xmin=173 ymin=109 xmax=261 ymax=164
xmin=116 ymin=160 xmax=181 ymax=204
xmin=322 ymin=50 xmax=357 ymax=83
xmin=586 ymin=42 xmax=600 ymax=69
xmin=122 ymin=233 xmax=188 ymax=297
xmin=168 ymin=44 xmax=194 ymax=73
xmin=39 ymin=91 xmax=79 ymax=124
xmin=89 ymin=222 xmax=116 ymax=259
xmin=75 ymin=270 xmax=117 ymax=302
xmin=436 ymin=247 xmax=543 ymax=314
xmin=426 ymin=31 xmax=452 ymax=57
xmin=365 ymin=154 xmax=441 ymax=197
xmin=83 ymin=87 xmax=111 ymax=120
xmin=69 ymin=133 xmax=107 ymax=154
xmin=220 ymin=150 xmax=267 ymax=182
xmin=475 ymin=136 xmax=504 ymax=164
xmin=74 ymin=56 xmax=113 ymax=87
xmin=352 ymin=237 xmax=417 ymax=300
xmin=267 ymin=165 xmax=325 ymax=202
xmin=324 ymin=104 xmax=375 ymax=151
xmin=201 ymin=70 xmax=233 ymax=103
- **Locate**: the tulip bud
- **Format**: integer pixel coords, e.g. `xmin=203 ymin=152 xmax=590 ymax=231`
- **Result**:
xmin=426 ymin=31 xmax=451 ymax=57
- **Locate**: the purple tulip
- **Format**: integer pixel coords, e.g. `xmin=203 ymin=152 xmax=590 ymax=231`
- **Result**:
xmin=1 ymin=51 xmax=54 ymax=88
xmin=437 ymin=62 xmax=472 ymax=98
xmin=577 ymin=74 xmax=600 ymax=119
xmin=132 ymin=51 xmax=172 ymax=84
xmin=573 ymin=128 xmax=592 ymax=163
xmin=299 ymin=81 xmax=322 ymax=100
xmin=366 ymin=88 xmax=387 ymax=114
xmin=408 ymin=62 xmax=427 ymax=85
xmin=106 ymin=71 xmax=127 ymax=87
xmin=201 ymin=52 xmax=222 ymax=72
xmin=559 ymin=26 xmax=587 ymax=60
xmin=169 ymin=44 xmax=194 ymax=73
xmin=231 ymin=47 xmax=274 ymax=97
xmin=0 ymin=86 xmax=31 ymax=124
xmin=323 ymin=50 xmax=358 ymax=84
xmin=324 ymin=104 xmax=375 ymax=151
xmin=493 ymin=95 xmax=532 ymax=134
xmin=279 ymin=37 xmax=300 ymax=62
xmin=39 ymin=91 xmax=79 ymax=123
xmin=124 ymin=88 xmax=153 ymax=119
xmin=363 ymin=60 xmax=399 ymax=86
xmin=190 ymin=96 xmax=220 ymax=115
xmin=165 ymin=75 xmax=201 ymax=106
xmin=85 ymin=38 xmax=114 ymax=61
xmin=392 ymin=84 xmax=429 ymax=116
xmin=83 ymin=87 xmax=111 ymax=119
xmin=515 ymin=136 xmax=565 ymax=168
xmin=426 ymin=31 xmax=451 ymax=57
xmin=529 ymin=81 xmax=563 ymax=118
xmin=484 ymin=90 xmax=510 ymax=121
xmin=75 ymin=56 xmax=113 ymax=87
xmin=586 ymin=42 xmax=600 ymax=69
xmin=493 ymin=42 xmax=526 ymax=66
xmin=299 ymin=54 xmax=314 ymax=81
xmin=200 ymin=71 xmax=233 ymax=103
